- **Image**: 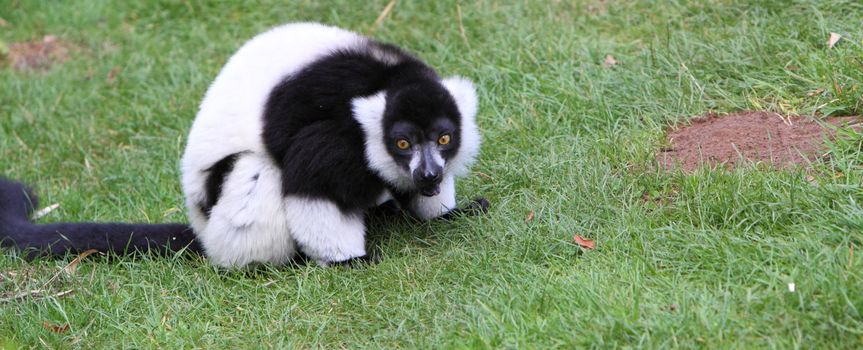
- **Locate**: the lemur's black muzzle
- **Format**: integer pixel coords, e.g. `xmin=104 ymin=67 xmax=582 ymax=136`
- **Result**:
xmin=413 ymin=145 xmax=443 ymax=197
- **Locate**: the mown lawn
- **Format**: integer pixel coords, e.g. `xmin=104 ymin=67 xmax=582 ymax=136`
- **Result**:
xmin=1 ymin=0 xmax=862 ymax=348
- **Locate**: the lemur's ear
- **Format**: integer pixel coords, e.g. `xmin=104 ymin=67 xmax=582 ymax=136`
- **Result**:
xmin=441 ymin=76 xmax=478 ymax=122
xmin=351 ymin=91 xmax=387 ymax=129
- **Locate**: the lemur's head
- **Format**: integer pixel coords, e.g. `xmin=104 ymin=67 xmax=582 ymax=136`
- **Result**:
xmin=353 ymin=76 xmax=480 ymax=195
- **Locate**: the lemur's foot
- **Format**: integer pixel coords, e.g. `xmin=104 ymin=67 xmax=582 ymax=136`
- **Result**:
xmin=330 ymin=254 xmax=378 ymax=268
xmin=468 ymin=197 xmax=490 ymax=215
xmin=439 ymin=197 xmax=490 ymax=221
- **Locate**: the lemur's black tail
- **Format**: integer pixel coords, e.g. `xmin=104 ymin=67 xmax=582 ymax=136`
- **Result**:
xmin=0 ymin=177 xmax=202 ymax=258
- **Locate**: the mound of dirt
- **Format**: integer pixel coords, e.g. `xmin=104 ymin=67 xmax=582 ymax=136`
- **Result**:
xmin=656 ymin=111 xmax=861 ymax=172
xmin=3 ymin=35 xmax=70 ymax=71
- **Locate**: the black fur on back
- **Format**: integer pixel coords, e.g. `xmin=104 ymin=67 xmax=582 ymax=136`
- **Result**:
xmin=0 ymin=177 xmax=201 ymax=258
xmin=262 ymin=41 xmax=454 ymax=212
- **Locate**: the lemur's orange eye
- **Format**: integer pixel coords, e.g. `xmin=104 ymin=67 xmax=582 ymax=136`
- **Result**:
xmin=438 ymin=134 xmax=451 ymax=145
xmin=396 ymin=139 xmax=411 ymax=150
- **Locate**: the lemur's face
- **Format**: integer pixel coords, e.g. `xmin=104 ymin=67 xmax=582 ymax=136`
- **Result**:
xmin=384 ymin=83 xmax=462 ymax=196
xmin=386 ymin=118 xmax=459 ymax=196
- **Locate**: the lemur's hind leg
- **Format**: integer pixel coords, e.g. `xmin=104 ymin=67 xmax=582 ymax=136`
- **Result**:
xmin=198 ymin=154 xmax=297 ymax=268
xmin=284 ymin=196 xmax=367 ymax=266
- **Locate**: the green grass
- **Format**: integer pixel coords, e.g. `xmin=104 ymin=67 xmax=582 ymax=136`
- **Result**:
xmin=1 ymin=0 xmax=862 ymax=348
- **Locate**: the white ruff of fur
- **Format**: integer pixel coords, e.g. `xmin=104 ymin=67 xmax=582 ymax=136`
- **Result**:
xmin=440 ymin=76 xmax=481 ymax=177
xmin=352 ymin=76 xmax=480 ymax=191
xmin=351 ymin=92 xmax=414 ymax=191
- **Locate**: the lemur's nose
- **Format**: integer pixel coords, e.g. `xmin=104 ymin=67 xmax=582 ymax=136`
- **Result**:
xmin=420 ymin=171 xmax=442 ymax=184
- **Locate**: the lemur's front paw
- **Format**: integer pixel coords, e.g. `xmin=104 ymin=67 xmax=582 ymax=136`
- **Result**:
xmin=468 ymin=197 xmax=490 ymax=215
xmin=438 ymin=197 xmax=490 ymax=221
xmin=330 ymin=254 xmax=378 ymax=268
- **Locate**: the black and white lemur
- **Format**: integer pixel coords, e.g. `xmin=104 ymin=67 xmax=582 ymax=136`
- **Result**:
xmin=0 ymin=22 xmax=487 ymax=267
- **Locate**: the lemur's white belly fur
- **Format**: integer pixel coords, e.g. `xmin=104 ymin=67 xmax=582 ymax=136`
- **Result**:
xmin=181 ymin=23 xmax=368 ymax=266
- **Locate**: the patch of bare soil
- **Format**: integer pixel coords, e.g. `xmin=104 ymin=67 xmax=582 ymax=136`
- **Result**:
xmin=3 ymin=35 xmax=70 ymax=71
xmin=656 ymin=111 xmax=862 ymax=172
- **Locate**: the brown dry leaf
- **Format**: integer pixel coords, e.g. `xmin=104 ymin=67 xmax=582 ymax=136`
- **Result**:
xmin=806 ymin=88 xmax=824 ymax=97
xmin=63 ymin=249 xmax=101 ymax=276
xmin=0 ymin=17 xmax=8 ymax=27
xmin=602 ymin=54 xmax=618 ymax=68
xmin=107 ymin=66 xmax=120 ymax=84
xmin=42 ymin=321 xmax=70 ymax=334
xmin=573 ymin=234 xmax=596 ymax=249
xmin=475 ymin=172 xmax=493 ymax=180
xmin=827 ymin=32 xmax=841 ymax=49
xmin=525 ymin=210 xmax=535 ymax=222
